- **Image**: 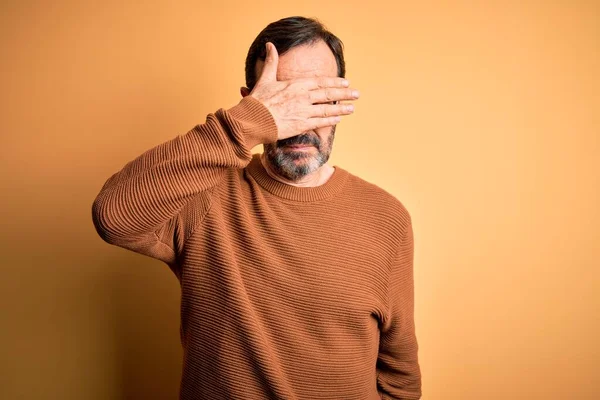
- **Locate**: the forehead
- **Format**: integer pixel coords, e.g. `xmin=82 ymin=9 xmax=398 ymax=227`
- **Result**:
xmin=255 ymin=40 xmax=338 ymax=81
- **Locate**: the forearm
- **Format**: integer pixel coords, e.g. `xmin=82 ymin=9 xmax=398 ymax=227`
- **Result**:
xmin=91 ymin=96 xmax=277 ymax=244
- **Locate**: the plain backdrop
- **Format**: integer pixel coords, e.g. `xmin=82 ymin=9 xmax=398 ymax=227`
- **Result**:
xmin=1 ymin=1 xmax=598 ymax=399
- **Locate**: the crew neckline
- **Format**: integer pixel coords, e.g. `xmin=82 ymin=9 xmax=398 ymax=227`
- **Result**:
xmin=246 ymin=154 xmax=349 ymax=202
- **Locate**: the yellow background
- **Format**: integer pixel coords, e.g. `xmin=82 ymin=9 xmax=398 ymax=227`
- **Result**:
xmin=1 ymin=1 xmax=598 ymax=399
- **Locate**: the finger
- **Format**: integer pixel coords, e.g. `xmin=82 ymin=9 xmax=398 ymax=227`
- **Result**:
xmin=297 ymin=76 xmax=350 ymax=90
xmin=309 ymin=103 xmax=355 ymax=118
xmin=309 ymin=88 xmax=360 ymax=104
xmin=257 ymin=42 xmax=279 ymax=84
xmin=306 ymin=116 xmax=342 ymax=130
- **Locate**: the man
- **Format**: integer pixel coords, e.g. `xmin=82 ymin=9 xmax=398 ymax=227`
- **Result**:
xmin=92 ymin=16 xmax=421 ymax=400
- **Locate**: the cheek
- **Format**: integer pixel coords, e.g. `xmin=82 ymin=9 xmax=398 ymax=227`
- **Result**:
xmin=315 ymin=126 xmax=334 ymax=142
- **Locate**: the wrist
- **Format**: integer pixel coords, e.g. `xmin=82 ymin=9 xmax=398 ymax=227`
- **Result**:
xmin=226 ymin=97 xmax=279 ymax=149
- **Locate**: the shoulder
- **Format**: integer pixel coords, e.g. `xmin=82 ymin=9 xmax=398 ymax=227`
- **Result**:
xmin=340 ymin=168 xmax=413 ymax=237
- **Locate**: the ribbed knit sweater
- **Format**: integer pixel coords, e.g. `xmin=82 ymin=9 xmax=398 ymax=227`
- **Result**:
xmin=92 ymin=96 xmax=421 ymax=399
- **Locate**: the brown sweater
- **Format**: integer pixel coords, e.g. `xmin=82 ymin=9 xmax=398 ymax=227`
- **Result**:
xmin=92 ymin=96 xmax=421 ymax=399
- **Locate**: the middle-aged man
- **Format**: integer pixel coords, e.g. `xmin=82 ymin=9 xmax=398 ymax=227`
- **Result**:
xmin=92 ymin=16 xmax=421 ymax=400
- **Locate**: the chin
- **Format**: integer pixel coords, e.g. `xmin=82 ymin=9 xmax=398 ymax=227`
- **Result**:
xmin=273 ymin=155 xmax=322 ymax=181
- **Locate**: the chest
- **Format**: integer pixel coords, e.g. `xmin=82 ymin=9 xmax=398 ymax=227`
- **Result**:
xmin=181 ymin=191 xmax=394 ymax=324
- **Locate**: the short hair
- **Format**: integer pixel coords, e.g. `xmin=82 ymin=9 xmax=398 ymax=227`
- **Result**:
xmin=244 ymin=16 xmax=346 ymax=91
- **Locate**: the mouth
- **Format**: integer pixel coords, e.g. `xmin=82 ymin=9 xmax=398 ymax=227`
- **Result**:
xmin=284 ymin=144 xmax=315 ymax=150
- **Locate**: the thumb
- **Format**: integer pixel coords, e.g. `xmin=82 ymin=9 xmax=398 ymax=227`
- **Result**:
xmin=258 ymin=42 xmax=279 ymax=84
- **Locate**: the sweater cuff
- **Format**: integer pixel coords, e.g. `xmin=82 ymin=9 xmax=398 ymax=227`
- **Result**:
xmin=225 ymin=96 xmax=279 ymax=149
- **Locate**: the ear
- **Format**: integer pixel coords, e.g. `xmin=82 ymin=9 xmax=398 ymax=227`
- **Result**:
xmin=240 ymin=87 xmax=250 ymax=97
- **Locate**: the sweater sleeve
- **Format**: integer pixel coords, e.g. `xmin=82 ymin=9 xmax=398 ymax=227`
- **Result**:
xmin=377 ymin=220 xmax=422 ymax=399
xmin=91 ymin=96 xmax=278 ymax=268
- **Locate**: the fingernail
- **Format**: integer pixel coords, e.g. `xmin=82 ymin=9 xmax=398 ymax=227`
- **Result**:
xmin=345 ymin=104 xmax=354 ymax=112
xmin=342 ymin=79 xmax=349 ymax=87
xmin=352 ymin=90 xmax=360 ymax=98
xmin=334 ymin=116 xmax=342 ymax=123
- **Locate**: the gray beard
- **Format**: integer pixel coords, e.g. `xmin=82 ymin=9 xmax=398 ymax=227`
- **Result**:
xmin=264 ymin=126 xmax=336 ymax=182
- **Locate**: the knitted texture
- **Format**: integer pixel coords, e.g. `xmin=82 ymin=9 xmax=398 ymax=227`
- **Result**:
xmin=92 ymin=96 xmax=421 ymax=399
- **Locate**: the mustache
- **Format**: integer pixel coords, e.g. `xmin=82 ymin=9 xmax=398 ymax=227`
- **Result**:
xmin=277 ymin=133 xmax=321 ymax=148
